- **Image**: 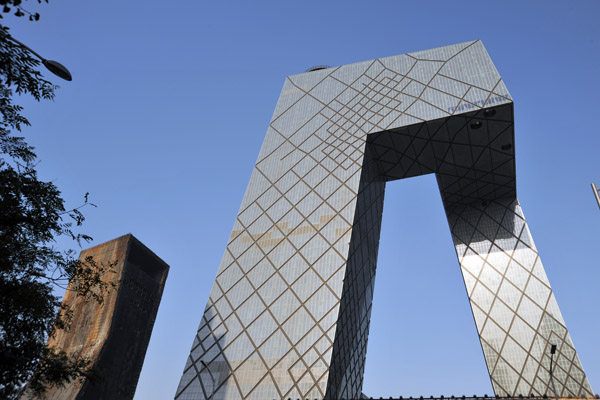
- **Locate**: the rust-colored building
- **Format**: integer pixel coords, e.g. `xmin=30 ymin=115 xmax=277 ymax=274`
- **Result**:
xmin=23 ymin=234 xmax=169 ymax=400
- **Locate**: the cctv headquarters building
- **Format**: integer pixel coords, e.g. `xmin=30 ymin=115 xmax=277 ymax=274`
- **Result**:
xmin=175 ymin=41 xmax=594 ymax=400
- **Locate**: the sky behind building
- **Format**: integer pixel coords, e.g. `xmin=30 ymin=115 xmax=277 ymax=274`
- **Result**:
xmin=4 ymin=1 xmax=600 ymax=398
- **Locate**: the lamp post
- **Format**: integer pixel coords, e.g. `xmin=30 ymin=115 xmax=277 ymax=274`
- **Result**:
xmin=0 ymin=31 xmax=72 ymax=81
xmin=549 ymin=344 xmax=559 ymax=400
xmin=592 ymin=183 xmax=600 ymax=210
xmin=200 ymin=360 xmax=216 ymax=400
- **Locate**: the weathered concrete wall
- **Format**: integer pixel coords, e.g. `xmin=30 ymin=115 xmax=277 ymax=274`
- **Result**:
xmin=22 ymin=234 xmax=169 ymax=400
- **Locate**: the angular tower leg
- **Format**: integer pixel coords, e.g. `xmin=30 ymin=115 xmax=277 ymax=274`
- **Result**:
xmin=445 ymin=198 xmax=593 ymax=397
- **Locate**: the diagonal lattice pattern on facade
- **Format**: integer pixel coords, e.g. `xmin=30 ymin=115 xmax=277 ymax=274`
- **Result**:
xmin=175 ymin=41 xmax=593 ymax=400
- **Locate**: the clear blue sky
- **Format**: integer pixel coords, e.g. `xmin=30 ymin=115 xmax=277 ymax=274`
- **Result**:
xmin=5 ymin=1 xmax=600 ymax=398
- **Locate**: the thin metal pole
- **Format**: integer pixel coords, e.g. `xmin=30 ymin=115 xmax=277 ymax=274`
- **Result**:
xmin=0 ymin=30 xmax=45 ymax=61
xmin=549 ymin=347 xmax=559 ymax=400
xmin=0 ymin=30 xmax=72 ymax=81
xmin=592 ymin=183 xmax=600 ymax=210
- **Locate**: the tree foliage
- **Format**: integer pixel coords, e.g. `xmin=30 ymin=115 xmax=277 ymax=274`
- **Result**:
xmin=0 ymin=16 xmax=114 ymax=400
xmin=0 ymin=1 xmax=45 ymax=23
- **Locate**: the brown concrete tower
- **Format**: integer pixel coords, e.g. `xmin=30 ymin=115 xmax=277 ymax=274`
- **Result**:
xmin=23 ymin=234 xmax=169 ymax=400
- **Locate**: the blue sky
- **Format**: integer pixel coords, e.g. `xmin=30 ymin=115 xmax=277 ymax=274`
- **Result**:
xmin=5 ymin=1 xmax=600 ymax=398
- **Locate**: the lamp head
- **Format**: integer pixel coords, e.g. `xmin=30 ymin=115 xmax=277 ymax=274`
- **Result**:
xmin=43 ymin=59 xmax=72 ymax=81
xmin=550 ymin=344 xmax=557 ymax=354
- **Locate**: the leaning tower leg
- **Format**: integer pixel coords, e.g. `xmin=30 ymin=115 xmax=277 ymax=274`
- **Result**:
xmin=446 ymin=198 xmax=594 ymax=397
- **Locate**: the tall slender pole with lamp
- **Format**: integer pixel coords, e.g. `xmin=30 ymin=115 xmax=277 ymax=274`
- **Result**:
xmin=549 ymin=344 xmax=559 ymax=400
xmin=0 ymin=30 xmax=72 ymax=81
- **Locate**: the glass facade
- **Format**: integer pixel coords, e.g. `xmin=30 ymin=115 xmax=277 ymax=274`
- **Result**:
xmin=175 ymin=41 xmax=593 ymax=399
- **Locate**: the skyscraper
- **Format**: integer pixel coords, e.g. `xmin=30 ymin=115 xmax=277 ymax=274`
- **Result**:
xmin=176 ymin=41 xmax=593 ymax=400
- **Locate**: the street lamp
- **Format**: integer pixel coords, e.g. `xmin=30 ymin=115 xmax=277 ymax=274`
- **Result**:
xmin=592 ymin=183 xmax=600 ymax=210
xmin=200 ymin=360 xmax=216 ymax=400
xmin=1 ymin=31 xmax=72 ymax=81
xmin=549 ymin=344 xmax=559 ymax=400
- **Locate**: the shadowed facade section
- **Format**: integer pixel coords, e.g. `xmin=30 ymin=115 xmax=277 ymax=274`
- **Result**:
xmin=176 ymin=41 xmax=593 ymax=399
